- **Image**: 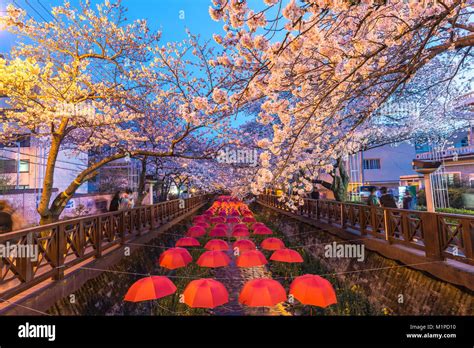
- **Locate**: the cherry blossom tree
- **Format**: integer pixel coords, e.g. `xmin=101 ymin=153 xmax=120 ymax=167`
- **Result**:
xmin=0 ymin=1 xmax=240 ymax=223
xmin=209 ymin=0 xmax=473 ymax=204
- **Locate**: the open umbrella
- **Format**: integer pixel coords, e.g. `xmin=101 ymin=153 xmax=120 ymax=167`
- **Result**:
xmin=175 ymin=237 xmax=200 ymax=247
xmin=227 ymin=216 xmax=240 ymax=223
xmin=196 ymin=250 xmax=231 ymax=268
xmin=209 ymin=227 xmax=227 ymax=237
xmin=124 ymin=276 xmax=177 ymax=302
xmin=183 ymin=278 xmax=229 ymax=308
xmin=214 ymin=223 xmax=228 ymax=230
xmin=158 ymin=247 xmax=192 ymax=270
xmin=186 ymin=225 xmax=206 ymax=238
xmin=242 ymin=216 xmax=256 ymax=223
xmin=254 ymin=226 xmax=273 ymax=235
xmin=236 ymin=250 xmax=268 ymax=267
xmin=252 ymin=222 xmax=266 ymax=230
xmin=239 ymin=279 xmax=287 ymax=307
xmin=261 ymin=238 xmax=285 ymax=251
xmin=232 ymin=229 xmax=250 ymax=237
xmin=210 ymin=216 xmax=226 ymax=224
xmin=193 ymin=215 xmax=208 ymax=224
xmin=233 ymin=239 xmax=256 ymax=253
xmin=270 ymin=249 xmax=304 ymax=263
xmin=195 ymin=222 xmax=210 ymax=229
xmin=204 ymin=239 xmax=230 ymax=251
xmin=289 ymin=274 xmax=337 ymax=308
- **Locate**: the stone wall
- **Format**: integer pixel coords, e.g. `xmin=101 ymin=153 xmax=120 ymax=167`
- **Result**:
xmin=255 ymin=204 xmax=473 ymax=315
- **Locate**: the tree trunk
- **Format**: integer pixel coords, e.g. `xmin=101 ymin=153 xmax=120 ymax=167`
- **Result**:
xmin=332 ymin=157 xmax=349 ymax=202
xmin=137 ymin=156 xmax=148 ymax=206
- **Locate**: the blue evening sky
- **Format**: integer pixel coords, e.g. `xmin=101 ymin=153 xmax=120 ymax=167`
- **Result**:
xmin=0 ymin=0 xmax=225 ymax=53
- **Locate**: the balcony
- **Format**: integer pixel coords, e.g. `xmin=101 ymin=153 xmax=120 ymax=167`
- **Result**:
xmin=415 ymin=145 xmax=474 ymax=160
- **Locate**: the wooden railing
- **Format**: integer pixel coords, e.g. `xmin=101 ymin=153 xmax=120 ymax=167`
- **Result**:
xmin=258 ymin=195 xmax=474 ymax=266
xmin=0 ymin=195 xmax=210 ymax=300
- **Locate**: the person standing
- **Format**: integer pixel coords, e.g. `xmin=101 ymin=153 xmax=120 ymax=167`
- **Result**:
xmin=367 ymin=187 xmax=380 ymax=207
xmin=109 ymin=191 xmax=121 ymax=212
xmin=379 ymin=187 xmax=397 ymax=208
xmin=402 ymin=190 xmax=413 ymax=210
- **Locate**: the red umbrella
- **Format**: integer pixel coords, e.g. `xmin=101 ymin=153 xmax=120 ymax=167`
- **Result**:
xmin=196 ymin=250 xmax=231 ymax=268
xmin=186 ymin=225 xmax=206 ymax=237
xmin=210 ymin=216 xmax=226 ymax=224
xmin=175 ymin=237 xmax=200 ymax=247
xmin=233 ymin=239 xmax=256 ymax=252
xmin=183 ymin=278 xmax=229 ymax=308
xmin=242 ymin=216 xmax=256 ymax=223
xmin=204 ymin=239 xmax=230 ymax=251
xmin=227 ymin=216 xmax=240 ymax=223
xmin=214 ymin=223 xmax=228 ymax=230
xmin=158 ymin=248 xmax=192 ymax=270
xmin=252 ymin=222 xmax=266 ymax=230
xmin=232 ymin=229 xmax=250 ymax=237
xmin=195 ymin=222 xmax=210 ymax=229
xmin=233 ymin=223 xmax=248 ymax=230
xmin=209 ymin=227 xmax=227 ymax=237
xmin=239 ymin=279 xmax=287 ymax=307
xmin=261 ymin=238 xmax=285 ymax=251
xmin=124 ymin=276 xmax=177 ymax=302
xmin=289 ymin=274 xmax=337 ymax=308
xmin=270 ymin=249 xmax=304 ymax=263
xmin=236 ymin=250 xmax=268 ymax=267
xmin=254 ymin=226 xmax=273 ymax=235
xmin=193 ymin=215 xmax=207 ymax=224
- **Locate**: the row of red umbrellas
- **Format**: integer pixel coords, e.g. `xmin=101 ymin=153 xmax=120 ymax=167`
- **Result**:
xmin=176 ymin=237 xmax=284 ymax=250
xmin=124 ymin=275 xmax=337 ymax=309
xmin=158 ymin=247 xmax=303 ymax=269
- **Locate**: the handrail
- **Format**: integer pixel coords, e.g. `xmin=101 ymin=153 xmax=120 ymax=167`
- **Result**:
xmin=257 ymin=195 xmax=474 ymax=266
xmin=0 ymin=195 xmax=210 ymax=300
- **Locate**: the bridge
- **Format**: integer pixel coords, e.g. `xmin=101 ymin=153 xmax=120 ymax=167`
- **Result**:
xmin=0 ymin=195 xmax=210 ymax=314
xmin=0 ymin=194 xmax=473 ymax=315
xmin=257 ymin=195 xmax=474 ymax=290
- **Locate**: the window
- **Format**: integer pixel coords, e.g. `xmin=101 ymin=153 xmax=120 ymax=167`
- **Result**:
xmin=0 ymin=159 xmax=17 ymax=173
xmin=19 ymin=160 xmax=29 ymax=173
xmin=0 ymin=159 xmax=30 ymax=173
xmin=363 ymin=159 xmax=381 ymax=170
xmin=444 ymin=172 xmax=461 ymax=187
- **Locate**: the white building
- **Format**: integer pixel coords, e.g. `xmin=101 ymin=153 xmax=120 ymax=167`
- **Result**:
xmin=0 ymin=95 xmax=88 ymax=194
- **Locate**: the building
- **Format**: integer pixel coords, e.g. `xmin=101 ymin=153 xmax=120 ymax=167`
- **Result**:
xmin=0 ymin=95 xmax=89 ymax=194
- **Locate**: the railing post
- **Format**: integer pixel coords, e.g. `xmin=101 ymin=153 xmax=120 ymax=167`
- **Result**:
xmin=359 ymin=207 xmax=367 ymax=235
xmin=340 ymin=203 xmax=345 ymax=228
xmin=18 ymin=232 xmax=34 ymax=282
xmin=461 ymin=218 xmax=474 ymax=260
xmin=95 ymin=217 xmax=103 ymax=258
xmin=119 ymin=212 xmax=125 ymax=245
xmin=423 ymin=212 xmax=443 ymax=260
xmin=54 ymin=224 xmax=66 ymax=280
xmin=383 ymin=209 xmax=391 ymax=243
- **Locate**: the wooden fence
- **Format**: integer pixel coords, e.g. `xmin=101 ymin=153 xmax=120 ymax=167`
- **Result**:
xmin=0 ymin=195 xmax=209 ymax=300
xmin=258 ymin=195 xmax=474 ymax=266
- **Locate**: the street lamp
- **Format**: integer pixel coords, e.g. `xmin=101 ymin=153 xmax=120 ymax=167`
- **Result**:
xmin=412 ymin=159 xmax=442 ymax=212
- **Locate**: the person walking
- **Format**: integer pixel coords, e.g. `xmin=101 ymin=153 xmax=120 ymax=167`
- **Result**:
xmin=379 ymin=187 xmax=397 ymax=208
xmin=367 ymin=187 xmax=380 ymax=207
xmin=109 ymin=191 xmax=121 ymax=212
